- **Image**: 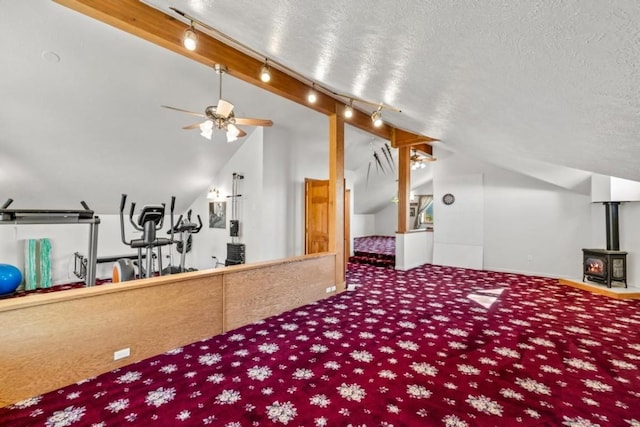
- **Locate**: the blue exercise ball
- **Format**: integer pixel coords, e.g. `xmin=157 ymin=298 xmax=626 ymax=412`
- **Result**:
xmin=0 ymin=264 xmax=22 ymax=295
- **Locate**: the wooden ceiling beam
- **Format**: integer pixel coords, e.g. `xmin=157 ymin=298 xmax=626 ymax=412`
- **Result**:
xmin=53 ymin=0 xmax=435 ymax=143
xmin=412 ymin=143 xmax=434 ymax=156
xmin=390 ymin=128 xmax=438 ymax=153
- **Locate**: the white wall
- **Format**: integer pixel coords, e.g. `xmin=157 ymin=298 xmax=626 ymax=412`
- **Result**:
xmin=618 ymin=202 xmax=640 ymax=286
xmin=189 ymin=128 xmax=264 ymax=268
xmin=396 ymin=232 xmax=433 ymax=270
xmin=430 ymin=146 xmax=600 ymax=281
xmin=0 ymin=124 xmax=337 ymax=287
xmin=0 ymin=212 xmax=181 ymax=286
xmin=352 ymin=215 xmax=375 ymax=238
xmin=188 ymin=125 xmax=331 ymax=268
xmin=262 ymin=127 xmax=295 ymax=259
xmin=374 ymin=203 xmax=397 ymax=236
xmin=482 ymin=167 xmax=592 ymax=279
xmin=9 ymin=128 xmax=640 ymax=289
xmin=433 ymin=173 xmax=484 ymax=269
xmin=592 ymin=174 xmax=640 ymax=202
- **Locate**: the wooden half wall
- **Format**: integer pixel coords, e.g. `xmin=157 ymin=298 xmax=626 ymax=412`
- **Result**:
xmin=0 ymin=253 xmax=336 ymax=407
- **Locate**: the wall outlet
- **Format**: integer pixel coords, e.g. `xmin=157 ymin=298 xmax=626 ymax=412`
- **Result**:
xmin=113 ymin=348 xmax=131 ymax=361
xmin=527 ymin=254 xmax=533 ymax=262
xmin=325 ymin=286 xmax=332 ymax=293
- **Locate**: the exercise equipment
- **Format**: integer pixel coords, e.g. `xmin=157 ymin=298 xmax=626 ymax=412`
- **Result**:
xmin=73 ymin=252 xmax=155 ymax=281
xmin=0 ymin=264 xmax=22 ymax=296
xmin=115 ymin=194 xmax=175 ymax=282
xmin=163 ymin=209 xmax=202 ymax=274
xmin=0 ymin=198 xmax=100 ymax=286
xmin=225 ymin=172 xmax=245 ymax=266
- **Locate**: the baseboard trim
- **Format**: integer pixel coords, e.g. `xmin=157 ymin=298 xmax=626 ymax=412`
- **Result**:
xmin=558 ymin=278 xmax=640 ymax=300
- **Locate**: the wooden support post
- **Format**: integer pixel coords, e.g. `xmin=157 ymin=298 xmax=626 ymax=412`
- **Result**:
xmin=395 ymin=130 xmax=411 ymax=233
xmin=329 ymin=111 xmax=345 ymax=290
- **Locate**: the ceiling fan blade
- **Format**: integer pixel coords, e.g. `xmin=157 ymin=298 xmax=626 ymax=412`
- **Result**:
xmin=236 ymin=127 xmax=247 ymax=138
xmin=216 ymin=99 xmax=234 ymax=118
xmin=161 ymin=105 xmax=206 ymax=118
xmin=234 ymin=117 xmax=273 ymax=127
xmin=182 ymin=122 xmax=204 ymax=130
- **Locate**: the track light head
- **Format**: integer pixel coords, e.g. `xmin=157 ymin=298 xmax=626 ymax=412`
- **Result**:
xmin=307 ymin=85 xmax=317 ymax=103
xmin=260 ymin=61 xmax=271 ymax=83
xmin=371 ymin=106 xmax=383 ymax=127
xmin=344 ymin=100 xmax=354 ymax=118
xmin=183 ymin=22 xmax=198 ymax=51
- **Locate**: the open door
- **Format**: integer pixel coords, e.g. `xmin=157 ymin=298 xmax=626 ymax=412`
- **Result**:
xmin=304 ymin=179 xmax=350 ymax=258
xmin=305 ymin=179 xmax=330 ymax=254
xmin=345 ymin=189 xmax=351 ymax=266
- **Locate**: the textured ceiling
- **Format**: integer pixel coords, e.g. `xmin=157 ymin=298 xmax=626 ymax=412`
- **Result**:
xmin=2 ymin=0 xmax=639 ymax=215
xmin=147 ymin=0 xmax=640 ymax=180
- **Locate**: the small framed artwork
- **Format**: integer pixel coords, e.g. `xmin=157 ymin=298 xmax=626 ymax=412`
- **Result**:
xmin=409 ymin=206 xmax=417 ymax=217
xmin=209 ymin=201 xmax=226 ymax=229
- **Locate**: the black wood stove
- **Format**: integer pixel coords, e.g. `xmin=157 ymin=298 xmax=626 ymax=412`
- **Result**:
xmin=582 ymin=202 xmax=627 ymax=288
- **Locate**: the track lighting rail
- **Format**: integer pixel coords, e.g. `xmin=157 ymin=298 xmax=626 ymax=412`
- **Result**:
xmin=167 ymin=6 xmax=402 ymax=122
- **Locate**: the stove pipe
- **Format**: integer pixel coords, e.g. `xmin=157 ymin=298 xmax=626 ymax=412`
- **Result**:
xmin=603 ymin=202 xmax=620 ymax=251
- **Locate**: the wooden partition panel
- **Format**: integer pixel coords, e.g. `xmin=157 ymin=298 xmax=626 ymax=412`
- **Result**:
xmin=223 ymin=254 xmax=336 ymax=331
xmin=0 ymin=274 xmax=223 ymax=406
xmin=0 ymin=254 xmax=336 ymax=406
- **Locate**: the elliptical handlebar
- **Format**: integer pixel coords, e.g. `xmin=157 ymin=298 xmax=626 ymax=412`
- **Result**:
xmin=128 ymin=202 xmax=142 ymax=231
xmin=169 ymin=196 xmax=176 ymax=243
xmin=155 ymin=203 xmax=166 ymax=230
xmin=119 ymin=194 xmax=131 ymax=246
xmin=167 ymin=209 xmax=203 ymax=234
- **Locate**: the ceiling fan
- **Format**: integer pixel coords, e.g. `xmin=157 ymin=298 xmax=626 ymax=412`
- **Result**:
xmin=410 ymin=149 xmax=436 ymax=170
xmin=162 ymin=64 xmax=273 ymax=142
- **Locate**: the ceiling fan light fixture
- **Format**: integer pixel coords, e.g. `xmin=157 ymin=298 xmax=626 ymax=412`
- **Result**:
xmin=182 ymin=22 xmax=198 ymax=51
xmin=226 ymin=123 xmax=240 ymax=142
xmin=371 ymin=106 xmax=383 ymax=127
xmin=199 ymin=120 xmax=214 ymax=140
xmin=260 ymin=60 xmax=271 ymax=83
xmin=344 ymin=100 xmax=354 ymax=119
xmin=207 ymin=187 xmax=220 ymax=200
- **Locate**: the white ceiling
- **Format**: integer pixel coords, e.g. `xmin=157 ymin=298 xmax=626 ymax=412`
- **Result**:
xmin=2 ymin=1 xmax=639 ymax=214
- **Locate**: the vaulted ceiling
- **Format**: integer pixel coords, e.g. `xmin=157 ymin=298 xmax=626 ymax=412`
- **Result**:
xmin=2 ymin=1 xmax=639 ymax=214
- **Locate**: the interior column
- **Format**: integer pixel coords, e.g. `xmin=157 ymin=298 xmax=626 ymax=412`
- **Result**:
xmin=329 ymin=110 xmax=345 ymax=290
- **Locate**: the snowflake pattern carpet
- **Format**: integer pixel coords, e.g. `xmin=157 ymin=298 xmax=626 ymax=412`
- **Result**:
xmin=1 ymin=263 xmax=640 ymax=426
xmin=350 ymin=236 xmax=395 ymax=268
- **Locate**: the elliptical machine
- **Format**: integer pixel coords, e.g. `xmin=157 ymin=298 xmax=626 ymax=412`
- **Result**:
xmin=163 ymin=209 xmax=202 ymax=274
xmin=113 ymin=194 xmax=175 ymax=282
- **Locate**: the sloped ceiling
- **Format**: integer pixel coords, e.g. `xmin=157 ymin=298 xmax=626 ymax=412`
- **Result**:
xmin=2 ymin=1 xmax=640 ymax=215
xmin=144 ymin=0 xmax=640 ymax=179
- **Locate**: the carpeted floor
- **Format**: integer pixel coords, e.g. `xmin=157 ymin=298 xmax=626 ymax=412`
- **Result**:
xmin=2 ymin=278 xmax=111 ymax=300
xmin=350 ymin=235 xmax=395 ymax=268
xmin=1 ymin=263 xmax=639 ymax=426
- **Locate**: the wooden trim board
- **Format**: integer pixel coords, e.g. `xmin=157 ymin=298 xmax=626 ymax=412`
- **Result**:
xmin=558 ymin=278 xmax=640 ymax=300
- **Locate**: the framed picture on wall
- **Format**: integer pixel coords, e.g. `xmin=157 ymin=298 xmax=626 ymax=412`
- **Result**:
xmin=209 ymin=201 xmax=226 ymax=229
xmin=409 ymin=203 xmax=417 ymax=217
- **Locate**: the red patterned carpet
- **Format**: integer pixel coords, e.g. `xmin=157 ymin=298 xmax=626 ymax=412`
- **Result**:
xmin=350 ymin=235 xmax=395 ymax=268
xmin=1 ymin=263 xmax=640 ymax=426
